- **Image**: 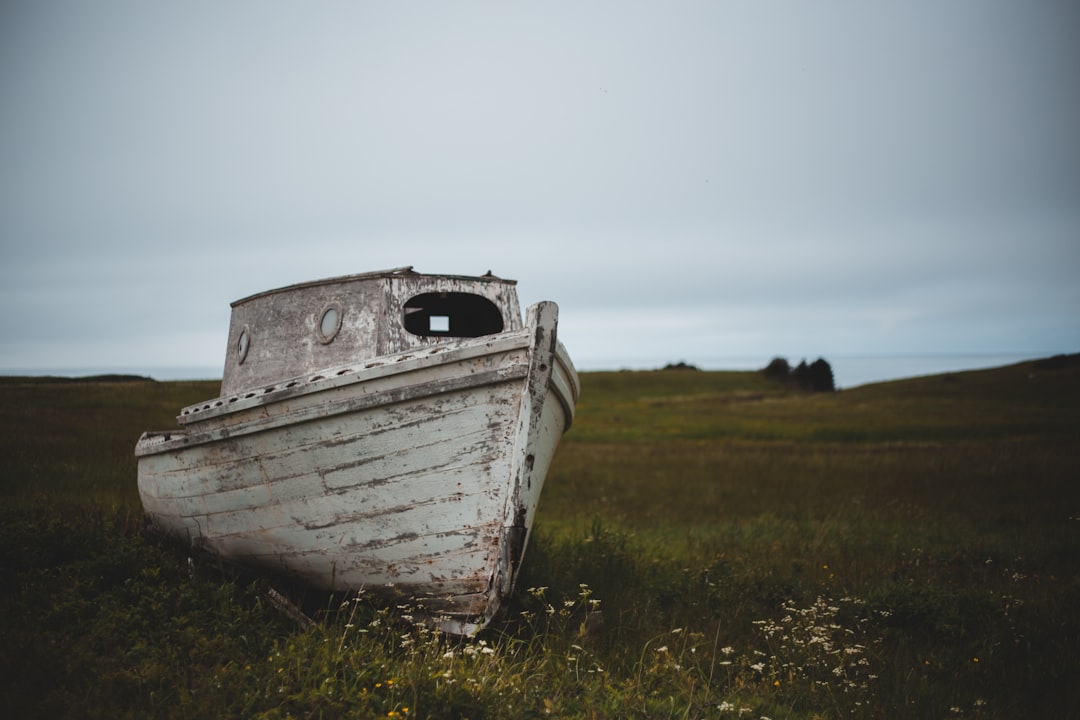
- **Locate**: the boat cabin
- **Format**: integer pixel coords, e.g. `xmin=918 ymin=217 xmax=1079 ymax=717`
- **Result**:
xmin=220 ymin=267 xmax=521 ymax=396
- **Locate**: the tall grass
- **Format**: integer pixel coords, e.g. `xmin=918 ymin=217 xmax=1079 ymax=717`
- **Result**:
xmin=0 ymin=378 xmax=218 ymax=510
xmin=2 ymin=358 xmax=1078 ymax=718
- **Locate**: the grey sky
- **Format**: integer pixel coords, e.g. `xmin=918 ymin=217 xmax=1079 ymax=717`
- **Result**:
xmin=2 ymin=1 xmax=1077 ymax=380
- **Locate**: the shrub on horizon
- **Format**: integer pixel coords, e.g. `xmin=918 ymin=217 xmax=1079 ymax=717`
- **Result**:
xmin=661 ymin=360 xmax=700 ymax=371
xmin=761 ymin=356 xmax=835 ymax=392
xmin=762 ymin=357 xmax=791 ymax=382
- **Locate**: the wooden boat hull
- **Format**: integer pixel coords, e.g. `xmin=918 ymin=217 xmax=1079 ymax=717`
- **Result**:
xmin=137 ymin=302 xmax=577 ymax=634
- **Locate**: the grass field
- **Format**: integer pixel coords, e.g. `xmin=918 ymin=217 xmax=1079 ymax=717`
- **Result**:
xmin=1 ymin=356 xmax=1078 ymax=718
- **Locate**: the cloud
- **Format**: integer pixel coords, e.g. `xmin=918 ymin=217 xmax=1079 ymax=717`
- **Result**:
xmin=1 ymin=1 xmax=1077 ymax=380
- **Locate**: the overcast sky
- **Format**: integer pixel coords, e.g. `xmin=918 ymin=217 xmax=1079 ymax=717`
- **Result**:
xmin=2 ymin=1 xmax=1077 ymax=385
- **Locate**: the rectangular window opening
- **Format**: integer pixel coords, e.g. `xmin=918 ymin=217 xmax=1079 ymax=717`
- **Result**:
xmin=429 ymin=315 xmax=450 ymax=332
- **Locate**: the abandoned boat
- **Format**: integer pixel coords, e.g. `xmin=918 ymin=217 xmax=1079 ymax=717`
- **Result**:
xmin=136 ymin=267 xmax=579 ymax=634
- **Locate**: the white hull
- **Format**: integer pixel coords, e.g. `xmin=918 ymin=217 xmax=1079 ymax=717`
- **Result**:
xmin=137 ymin=302 xmax=577 ymax=633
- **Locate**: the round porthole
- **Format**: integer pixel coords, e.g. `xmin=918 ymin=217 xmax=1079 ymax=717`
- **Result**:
xmin=317 ymin=303 xmax=343 ymax=344
xmin=237 ymin=326 xmax=250 ymax=364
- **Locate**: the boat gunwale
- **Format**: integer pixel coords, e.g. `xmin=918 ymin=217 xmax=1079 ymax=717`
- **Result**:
xmin=178 ymin=331 xmax=537 ymax=424
xmin=138 ymin=361 xmax=534 ymax=458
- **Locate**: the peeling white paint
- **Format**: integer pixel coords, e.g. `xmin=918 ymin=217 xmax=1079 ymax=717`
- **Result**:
xmin=137 ymin=268 xmax=578 ymax=634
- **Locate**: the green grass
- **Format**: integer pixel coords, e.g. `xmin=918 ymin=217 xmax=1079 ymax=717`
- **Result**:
xmin=2 ymin=357 xmax=1078 ymax=718
xmin=0 ymin=378 xmax=220 ymax=510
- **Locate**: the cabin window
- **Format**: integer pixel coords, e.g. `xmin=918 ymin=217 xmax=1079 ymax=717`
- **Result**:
xmin=317 ymin=303 xmax=343 ymax=344
xmin=404 ymin=292 xmax=504 ymax=338
xmin=237 ymin=326 xmax=250 ymax=364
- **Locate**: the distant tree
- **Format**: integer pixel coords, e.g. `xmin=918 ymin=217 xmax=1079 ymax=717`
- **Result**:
xmin=761 ymin=356 xmax=835 ymax=392
xmin=762 ymin=357 xmax=791 ymax=382
xmin=808 ymin=358 xmax=835 ymax=392
xmin=792 ymin=360 xmax=811 ymax=389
